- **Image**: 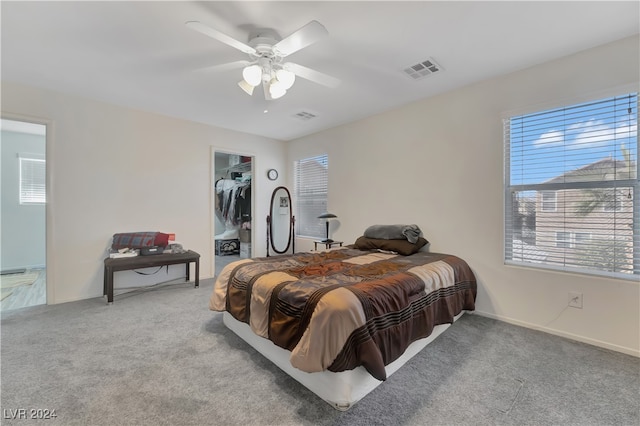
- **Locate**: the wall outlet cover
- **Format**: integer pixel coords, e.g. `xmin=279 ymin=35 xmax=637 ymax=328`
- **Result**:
xmin=568 ymin=292 xmax=583 ymax=309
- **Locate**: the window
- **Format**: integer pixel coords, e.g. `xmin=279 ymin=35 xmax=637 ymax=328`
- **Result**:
xmin=505 ymin=92 xmax=638 ymax=278
xmin=602 ymin=188 xmax=623 ymax=212
xmin=556 ymin=232 xmax=592 ymax=249
xmin=19 ymin=155 xmax=46 ymax=204
xmin=294 ymin=154 xmax=328 ymax=239
xmin=541 ymin=191 xmax=557 ymax=212
xmin=575 ymin=232 xmax=592 ymax=245
xmin=556 ymin=232 xmax=571 ymax=248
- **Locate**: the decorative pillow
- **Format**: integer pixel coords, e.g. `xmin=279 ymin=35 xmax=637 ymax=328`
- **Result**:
xmin=353 ymin=236 xmax=429 ymax=256
xmin=153 ymin=232 xmax=170 ymax=248
xmin=112 ymin=232 xmax=170 ymax=250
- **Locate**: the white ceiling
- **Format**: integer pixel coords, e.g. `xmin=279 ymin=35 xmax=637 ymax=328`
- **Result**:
xmin=2 ymin=1 xmax=638 ymax=141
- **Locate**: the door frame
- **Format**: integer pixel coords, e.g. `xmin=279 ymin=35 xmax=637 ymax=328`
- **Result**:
xmin=210 ymin=146 xmax=256 ymax=277
xmin=1 ymin=112 xmax=54 ymax=305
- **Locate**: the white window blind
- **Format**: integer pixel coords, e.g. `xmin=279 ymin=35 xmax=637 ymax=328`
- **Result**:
xmin=505 ymin=93 xmax=638 ymax=279
xmin=19 ymin=156 xmax=46 ymax=204
xmin=294 ymin=154 xmax=328 ymax=239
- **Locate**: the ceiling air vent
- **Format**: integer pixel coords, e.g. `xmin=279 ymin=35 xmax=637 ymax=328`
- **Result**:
xmin=293 ymin=111 xmax=317 ymax=121
xmin=402 ymin=58 xmax=442 ymax=80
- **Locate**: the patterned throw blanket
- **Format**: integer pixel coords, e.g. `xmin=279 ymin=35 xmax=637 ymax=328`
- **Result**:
xmin=210 ymin=248 xmax=476 ymax=381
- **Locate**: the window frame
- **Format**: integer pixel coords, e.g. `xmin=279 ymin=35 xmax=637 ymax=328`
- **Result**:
xmin=504 ymin=91 xmax=639 ymax=280
xmin=602 ymin=188 xmax=624 ymax=212
xmin=555 ymin=231 xmax=593 ymax=249
xmin=541 ymin=191 xmax=557 ymax=212
xmin=293 ymin=154 xmax=329 ymax=240
xmin=555 ymin=231 xmax=571 ymax=249
xmin=19 ymin=155 xmax=46 ymax=205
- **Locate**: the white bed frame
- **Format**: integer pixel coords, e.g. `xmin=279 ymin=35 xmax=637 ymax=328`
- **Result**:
xmin=223 ymin=310 xmax=465 ymax=410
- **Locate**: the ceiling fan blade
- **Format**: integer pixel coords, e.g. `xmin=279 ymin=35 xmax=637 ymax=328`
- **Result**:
xmin=273 ymin=20 xmax=328 ymax=57
xmin=186 ymin=21 xmax=256 ymax=55
xmin=198 ymin=60 xmax=252 ymax=73
xmin=283 ymin=62 xmax=341 ymax=89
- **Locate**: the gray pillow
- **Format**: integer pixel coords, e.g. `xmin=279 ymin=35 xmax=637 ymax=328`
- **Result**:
xmin=353 ymin=236 xmax=428 ymax=256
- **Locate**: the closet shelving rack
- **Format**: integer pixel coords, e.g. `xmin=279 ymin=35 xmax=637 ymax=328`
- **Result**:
xmin=220 ymin=161 xmax=252 ymax=177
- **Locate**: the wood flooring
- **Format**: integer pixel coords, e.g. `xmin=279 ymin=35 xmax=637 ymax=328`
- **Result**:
xmin=0 ymin=268 xmax=46 ymax=311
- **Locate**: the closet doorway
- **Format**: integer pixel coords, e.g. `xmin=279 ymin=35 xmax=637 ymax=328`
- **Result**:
xmin=0 ymin=118 xmax=48 ymax=310
xmin=212 ymin=150 xmax=254 ymax=276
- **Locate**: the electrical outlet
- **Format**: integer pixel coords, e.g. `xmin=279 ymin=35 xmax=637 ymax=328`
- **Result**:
xmin=568 ymin=292 xmax=583 ymax=309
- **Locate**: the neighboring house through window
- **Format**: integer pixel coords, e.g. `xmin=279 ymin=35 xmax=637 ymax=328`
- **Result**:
xmin=294 ymin=154 xmax=328 ymax=239
xmin=505 ymin=92 xmax=638 ymax=278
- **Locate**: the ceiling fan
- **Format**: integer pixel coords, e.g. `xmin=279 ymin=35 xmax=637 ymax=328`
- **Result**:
xmin=186 ymin=20 xmax=341 ymax=100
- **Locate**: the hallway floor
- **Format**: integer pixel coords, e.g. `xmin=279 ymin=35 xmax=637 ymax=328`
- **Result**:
xmin=0 ymin=268 xmax=46 ymax=311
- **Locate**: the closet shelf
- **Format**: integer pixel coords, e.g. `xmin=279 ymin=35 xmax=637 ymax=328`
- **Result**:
xmin=221 ymin=161 xmax=252 ymax=175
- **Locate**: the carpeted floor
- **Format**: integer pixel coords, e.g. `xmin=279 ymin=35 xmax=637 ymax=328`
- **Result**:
xmin=1 ymin=278 xmax=638 ymax=425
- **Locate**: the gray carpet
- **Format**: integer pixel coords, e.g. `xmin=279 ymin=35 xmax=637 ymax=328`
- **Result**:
xmin=1 ymin=278 xmax=638 ymax=426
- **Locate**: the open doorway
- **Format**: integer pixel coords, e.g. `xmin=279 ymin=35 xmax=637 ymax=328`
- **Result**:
xmin=1 ymin=118 xmax=47 ymax=310
xmin=212 ymin=150 xmax=254 ymax=276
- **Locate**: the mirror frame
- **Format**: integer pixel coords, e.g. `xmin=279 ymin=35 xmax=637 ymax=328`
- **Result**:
xmin=268 ymin=186 xmax=294 ymax=255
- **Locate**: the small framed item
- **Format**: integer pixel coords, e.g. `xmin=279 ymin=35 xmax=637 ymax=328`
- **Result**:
xmin=267 ymin=169 xmax=278 ymax=181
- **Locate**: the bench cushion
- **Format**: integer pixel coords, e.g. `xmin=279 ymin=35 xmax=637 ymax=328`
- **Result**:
xmin=112 ymin=232 xmax=170 ymax=250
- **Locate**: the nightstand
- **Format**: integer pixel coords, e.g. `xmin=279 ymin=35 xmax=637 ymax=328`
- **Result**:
xmin=313 ymin=240 xmax=343 ymax=250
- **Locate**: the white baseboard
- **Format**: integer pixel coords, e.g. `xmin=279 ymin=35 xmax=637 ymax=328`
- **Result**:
xmin=1 ymin=264 xmax=45 ymax=272
xmin=472 ymin=310 xmax=640 ymax=358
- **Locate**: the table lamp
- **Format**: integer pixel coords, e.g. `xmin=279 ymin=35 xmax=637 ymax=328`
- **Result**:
xmin=317 ymin=212 xmax=337 ymax=243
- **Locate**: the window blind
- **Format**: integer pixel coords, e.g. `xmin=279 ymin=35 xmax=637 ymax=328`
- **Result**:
xmin=294 ymin=154 xmax=328 ymax=239
xmin=19 ymin=156 xmax=46 ymax=204
xmin=504 ymin=93 xmax=638 ymax=279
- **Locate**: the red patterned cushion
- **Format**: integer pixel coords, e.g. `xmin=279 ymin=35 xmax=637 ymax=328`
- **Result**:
xmin=154 ymin=233 xmax=170 ymax=247
xmin=112 ymin=232 xmax=170 ymax=249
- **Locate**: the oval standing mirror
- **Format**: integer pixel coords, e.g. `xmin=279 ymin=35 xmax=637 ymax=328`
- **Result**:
xmin=268 ymin=186 xmax=294 ymax=255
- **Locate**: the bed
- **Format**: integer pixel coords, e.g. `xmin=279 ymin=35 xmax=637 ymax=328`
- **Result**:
xmin=210 ymin=244 xmax=476 ymax=410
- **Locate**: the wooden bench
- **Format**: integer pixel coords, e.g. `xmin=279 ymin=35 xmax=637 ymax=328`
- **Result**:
xmin=103 ymin=250 xmax=200 ymax=304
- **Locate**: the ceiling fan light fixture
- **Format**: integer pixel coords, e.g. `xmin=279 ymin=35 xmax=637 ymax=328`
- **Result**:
xmin=186 ymin=19 xmax=341 ymax=102
xmin=238 ymin=80 xmax=255 ymax=96
xmin=275 ymin=69 xmax=296 ymax=90
xmin=242 ymin=65 xmax=262 ymax=87
xmin=269 ymin=78 xmax=284 ymax=92
xmin=269 ymin=81 xmax=287 ymax=99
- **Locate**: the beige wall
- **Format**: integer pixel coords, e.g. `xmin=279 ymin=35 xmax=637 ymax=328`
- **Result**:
xmin=2 ymin=35 xmax=637 ymax=357
xmin=1 ymin=82 xmax=287 ymax=304
xmin=288 ymin=35 xmax=640 ymax=356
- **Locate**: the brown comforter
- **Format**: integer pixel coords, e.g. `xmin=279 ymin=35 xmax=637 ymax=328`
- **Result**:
xmin=210 ymin=247 xmax=476 ymax=381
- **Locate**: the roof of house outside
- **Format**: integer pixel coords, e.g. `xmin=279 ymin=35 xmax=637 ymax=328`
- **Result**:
xmin=545 ymin=157 xmax=636 ymax=184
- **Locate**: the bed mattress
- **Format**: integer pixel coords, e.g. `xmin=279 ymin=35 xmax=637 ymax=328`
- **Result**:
xmin=223 ymin=310 xmax=465 ymax=410
xmin=211 ymin=247 xmax=476 ymax=408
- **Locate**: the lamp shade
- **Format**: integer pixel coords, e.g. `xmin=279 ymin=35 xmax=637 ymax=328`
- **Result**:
xmin=238 ymin=80 xmax=255 ymax=96
xmin=318 ymin=212 xmax=337 ymax=242
xmin=269 ymin=80 xmax=287 ymax=99
xmin=317 ymin=212 xmax=337 ymax=219
xmin=276 ymin=69 xmax=296 ymax=90
xmin=242 ymin=65 xmax=262 ymax=87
